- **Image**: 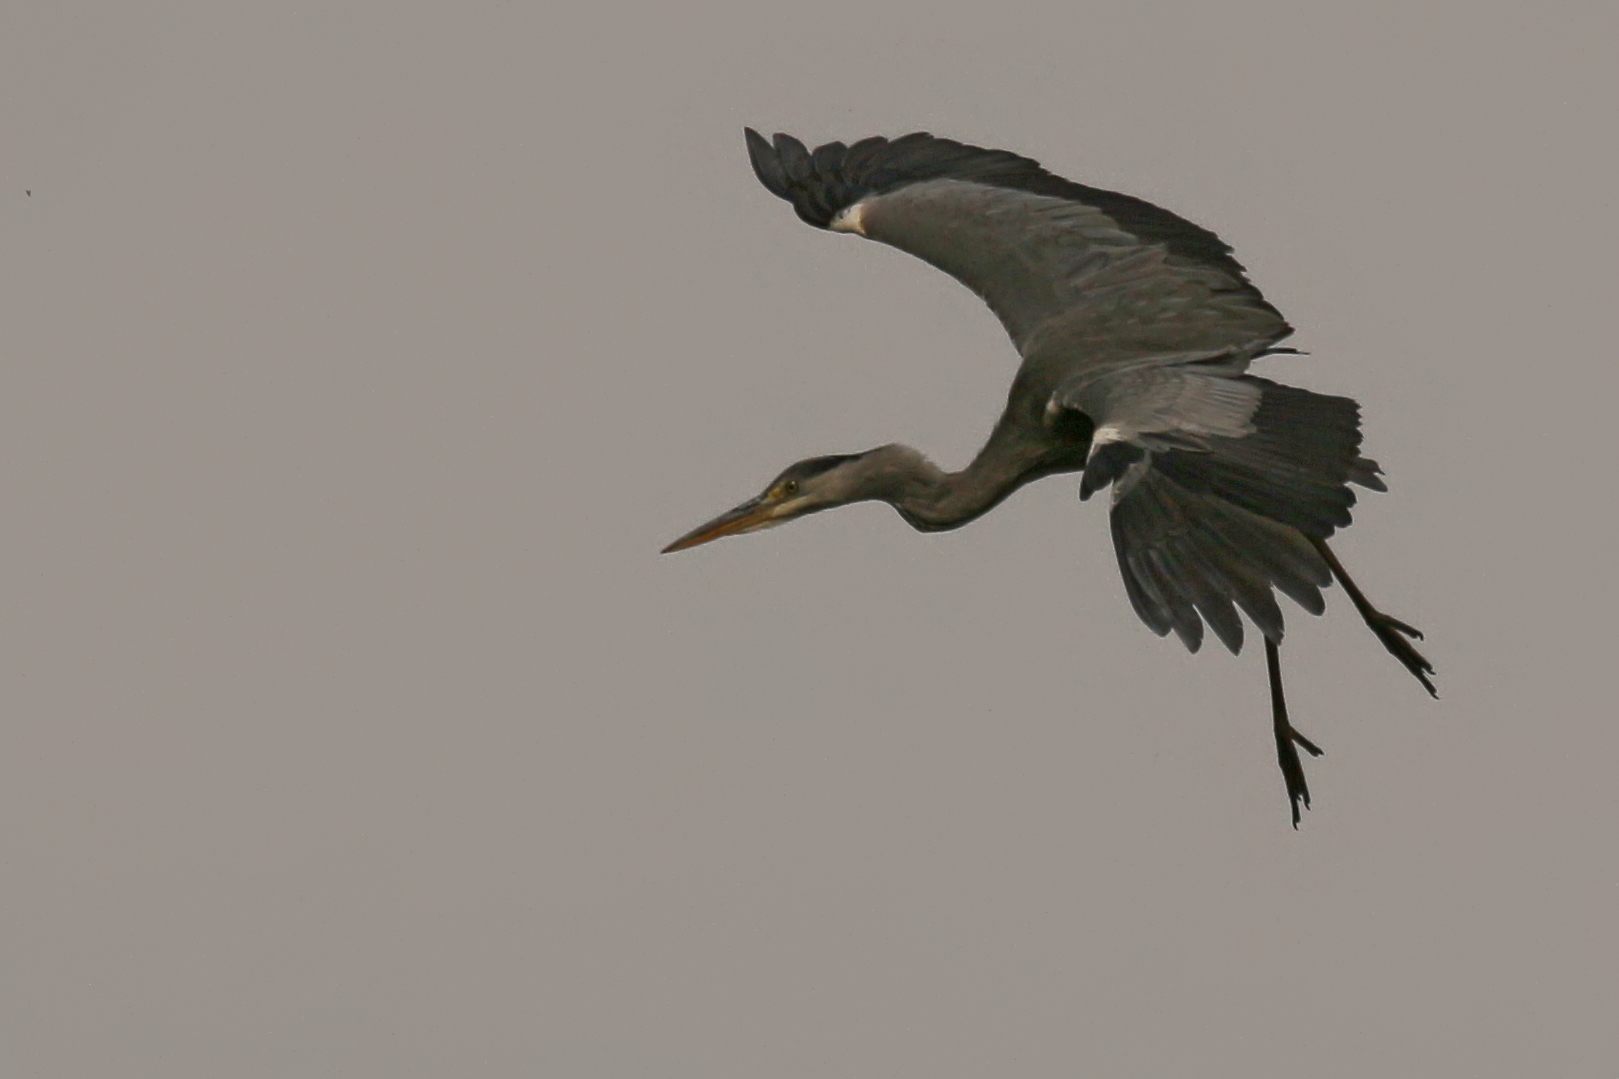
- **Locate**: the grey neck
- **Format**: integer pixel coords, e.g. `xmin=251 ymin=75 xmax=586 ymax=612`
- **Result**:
xmin=868 ymin=426 xmax=1084 ymax=532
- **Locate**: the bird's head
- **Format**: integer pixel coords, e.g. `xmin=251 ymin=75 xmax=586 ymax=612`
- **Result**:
xmin=661 ymin=446 xmax=935 ymax=553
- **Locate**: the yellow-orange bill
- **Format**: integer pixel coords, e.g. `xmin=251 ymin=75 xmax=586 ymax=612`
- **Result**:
xmin=661 ymin=497 xmax=775 ymax=554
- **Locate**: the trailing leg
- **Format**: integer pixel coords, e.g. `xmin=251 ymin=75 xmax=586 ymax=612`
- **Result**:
xmin=1311 ymin=538 xmax=1437 ymax=697
xmin=1267 ymin=636 xmax=1324 ymax=828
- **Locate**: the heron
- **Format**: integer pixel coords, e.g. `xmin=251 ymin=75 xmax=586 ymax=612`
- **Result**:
xmin=664 ymin=130 xmax=1435 ymax=825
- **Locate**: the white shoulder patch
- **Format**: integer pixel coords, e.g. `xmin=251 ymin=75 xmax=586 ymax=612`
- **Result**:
xmin=1090 ymin=423 xmax=1128 ymax=449
xmin=1046 ymin=395 xmax=1134 ymax=449
xmin=828 ymin=201 xmax=868 ymax=236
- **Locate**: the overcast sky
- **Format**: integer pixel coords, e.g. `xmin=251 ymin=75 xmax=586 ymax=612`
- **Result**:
xmin=3 ymin=2 xmax=1615 ymax=1076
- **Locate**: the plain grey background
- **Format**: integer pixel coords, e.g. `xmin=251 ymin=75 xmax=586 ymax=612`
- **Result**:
xmin=3 ymin=2 xmax=1615 ymax=1075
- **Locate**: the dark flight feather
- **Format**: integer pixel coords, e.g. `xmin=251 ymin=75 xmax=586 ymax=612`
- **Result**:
xmin=1111 ymin=469 xmax=1331 ymax=654
xmin=1148 ymin=378 xmax=1366 ymax=540
xmin=744 ymin=128 xmax=1253 ymax=286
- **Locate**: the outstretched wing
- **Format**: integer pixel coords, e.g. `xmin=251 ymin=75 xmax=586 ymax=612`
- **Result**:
xmin=744 ymin=130 xmax=1289 ymax=363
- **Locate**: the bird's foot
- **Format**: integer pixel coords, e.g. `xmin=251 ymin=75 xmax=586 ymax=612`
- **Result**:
xmin=1276 ymin=721 xmax=1325 ymax=829
xmin=1267 ymin=637 xmax=1325 ymax=828
xmin=1363 ymin=609 xmax=1436 ymax=697
xmin=1310 ymin=538 xmax=1438 ymax=699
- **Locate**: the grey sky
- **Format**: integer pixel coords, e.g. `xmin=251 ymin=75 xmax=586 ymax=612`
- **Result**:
xmin=2 ymin=2 xmax=1615 ymax=1075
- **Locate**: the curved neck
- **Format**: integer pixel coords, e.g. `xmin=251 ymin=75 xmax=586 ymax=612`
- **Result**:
xmin=885 ymin=423 xmax=1085 ymax=532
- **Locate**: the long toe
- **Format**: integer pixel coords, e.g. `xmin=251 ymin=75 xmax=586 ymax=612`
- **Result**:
xmin=1379 ymin=614 xmax=1425 ymax=641
xmin=1370 ymin=614 xmax=1437 ymax=697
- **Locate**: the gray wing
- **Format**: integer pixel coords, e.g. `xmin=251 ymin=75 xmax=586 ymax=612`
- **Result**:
xmin=1054 ymin=365 xmax=1264 ymax=450
xmin=849 ymin=178 xmax=1291 ymax=366
xmin=744 ymin=130 xmax=1292 ymax=377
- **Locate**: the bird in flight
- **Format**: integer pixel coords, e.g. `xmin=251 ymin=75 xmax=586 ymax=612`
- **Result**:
xmin=664 ymin=130 xmax=1435 ymax=825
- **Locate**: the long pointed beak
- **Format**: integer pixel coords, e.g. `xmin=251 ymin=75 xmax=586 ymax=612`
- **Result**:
xmin=661 ymin=495 xmax=780 ymax=554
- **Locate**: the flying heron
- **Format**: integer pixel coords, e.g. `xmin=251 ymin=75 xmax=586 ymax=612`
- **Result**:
xmin=665 ymin=130 xmax=1435 ymax=825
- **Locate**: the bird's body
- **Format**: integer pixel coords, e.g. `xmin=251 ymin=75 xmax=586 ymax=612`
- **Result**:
xmin=665 ymin=130 xmax=1435 ymax=825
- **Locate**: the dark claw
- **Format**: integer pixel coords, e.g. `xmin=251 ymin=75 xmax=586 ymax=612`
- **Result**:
xmin=1380 ymin=615 xmax=1424 ymax=641
xmin=1267 ymin=637 xmax=1323 ymax=828
xmin=1368 ymin=614 xmax=1437 ymax=698
xmin=1312 ymin=539 xmax=1438 ymax=698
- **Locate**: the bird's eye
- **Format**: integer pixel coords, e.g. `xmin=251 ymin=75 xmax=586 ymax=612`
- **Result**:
xmin=781 ymin=480 xmax=799 ymax=497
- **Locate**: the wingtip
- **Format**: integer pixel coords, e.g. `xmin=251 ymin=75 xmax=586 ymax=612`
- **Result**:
xmin=743 ymin=126 xmax=792 ymax=200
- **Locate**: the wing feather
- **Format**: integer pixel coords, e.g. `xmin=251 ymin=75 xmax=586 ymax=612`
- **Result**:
xmin=1111 ymin=469 xmax=1331 ymax=653
xmin=744 ymin=129 xmax=1290 ymax=361
xmin=744 ymin=129 xmax=1254 ymax=278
